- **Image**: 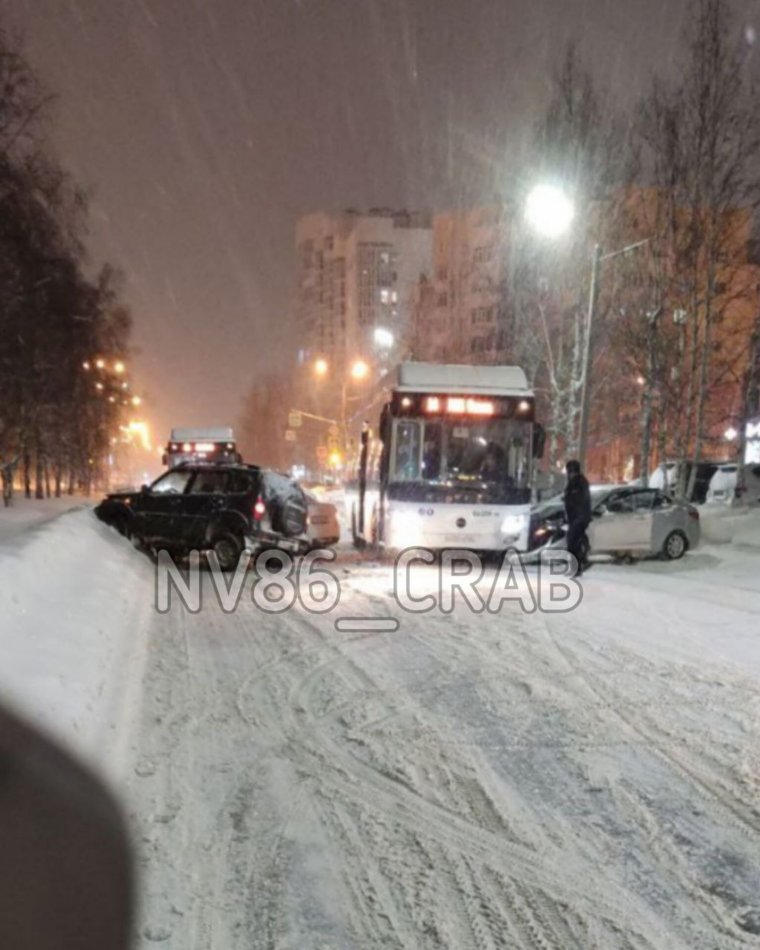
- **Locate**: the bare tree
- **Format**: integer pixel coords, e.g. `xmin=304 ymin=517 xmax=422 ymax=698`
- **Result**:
xmin=505 ymin=42 xmax=625 ymax=471
xmin=633 ymin=0 xmax=760 ymax=495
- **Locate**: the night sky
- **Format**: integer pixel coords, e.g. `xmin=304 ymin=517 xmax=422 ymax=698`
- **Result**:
xmin=2 ymin=0 xmax=757 ymax=441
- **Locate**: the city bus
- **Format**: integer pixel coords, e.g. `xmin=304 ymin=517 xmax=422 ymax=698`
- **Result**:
xmin=352 ymin=362 xmax=544 ymax=552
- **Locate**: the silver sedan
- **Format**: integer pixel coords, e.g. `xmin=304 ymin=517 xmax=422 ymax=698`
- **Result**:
xmin=588 ymin=487 xmax=700 ymax=560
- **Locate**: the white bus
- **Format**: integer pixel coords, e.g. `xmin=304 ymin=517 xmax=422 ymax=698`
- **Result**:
xmin=352 ymin=363 xmax=544 ymax=552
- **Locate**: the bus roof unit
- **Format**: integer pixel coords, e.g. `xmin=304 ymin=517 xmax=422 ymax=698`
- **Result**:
xmin=170 ymin=427 xmax=235 ymax=443
xmin=394 ymin=363 xmax=531 ymax=397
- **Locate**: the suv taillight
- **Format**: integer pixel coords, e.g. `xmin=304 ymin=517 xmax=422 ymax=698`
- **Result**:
xmin=253 ymin=495 xmax=266 ymax=520
xmin=688 ymin=508 xmax=700 ymax=521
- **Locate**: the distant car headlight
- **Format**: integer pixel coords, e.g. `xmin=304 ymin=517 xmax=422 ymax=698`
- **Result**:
xmin=500 ymin=513 xmax=528 ymax=537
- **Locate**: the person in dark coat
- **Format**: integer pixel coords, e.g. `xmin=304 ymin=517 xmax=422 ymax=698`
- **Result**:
xmin=563 ymin=459 xmax=591 ymax=574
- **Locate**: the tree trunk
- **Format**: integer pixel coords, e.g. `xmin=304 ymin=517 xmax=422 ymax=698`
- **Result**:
xmin=2 ymin=467 xmax=12 ymax=507
xmin=34 ymin=454 xmax=44 ymax=500
xmin=24 ymin=449 xmax=32 ymax=499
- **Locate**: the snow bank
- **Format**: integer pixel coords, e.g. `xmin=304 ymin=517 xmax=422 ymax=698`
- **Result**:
xmin=700 ymin=504 xmax=760 ymax=548
xmin=0 ymin=496 xmax=89 ymax=544
xmin=0 ymin=507 xmax=153 ymax=780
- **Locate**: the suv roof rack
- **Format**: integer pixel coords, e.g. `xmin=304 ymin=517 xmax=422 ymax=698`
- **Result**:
xmin=170 ymin=460 xmax=259 ymax=471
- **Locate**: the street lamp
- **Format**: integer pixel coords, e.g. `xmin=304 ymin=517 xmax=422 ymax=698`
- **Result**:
xmin=314 ymin=357 xmax=328 ymax=378
xmin=374 ymin=327 xmax=394 ymax=349
xmin=524 ymin=184 xmax=574 ymax=239
xmin=351 ymin=358 xmax=370 ymax=381
xmin=113 ymin=360 xmax=126 ymax=374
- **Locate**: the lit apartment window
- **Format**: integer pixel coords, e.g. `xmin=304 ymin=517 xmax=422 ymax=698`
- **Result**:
xmin=380 ymin=289 xmax=390 ymax=304
xmin=391 ymin=290 xmax=398 ymax=303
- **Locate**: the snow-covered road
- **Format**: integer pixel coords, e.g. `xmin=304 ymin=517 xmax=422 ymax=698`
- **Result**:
xmin=127 ymin=542 xmax=760 ymax=949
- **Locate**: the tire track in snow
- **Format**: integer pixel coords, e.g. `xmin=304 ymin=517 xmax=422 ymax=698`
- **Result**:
xmin=275 ymin=601 xmax=688 ymax=948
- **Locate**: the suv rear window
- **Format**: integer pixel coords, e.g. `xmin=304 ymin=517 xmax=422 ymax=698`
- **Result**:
xmin=189 ymin=471 xmax=229 ymax=494
xmin=228 ymin=470 xmax=258 ymax=494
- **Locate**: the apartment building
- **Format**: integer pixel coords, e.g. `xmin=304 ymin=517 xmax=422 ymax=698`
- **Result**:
xmin=295 ymin=208 xmax=432 ymax=370
xmin=410 ymin=205 xmax=509 ymax=363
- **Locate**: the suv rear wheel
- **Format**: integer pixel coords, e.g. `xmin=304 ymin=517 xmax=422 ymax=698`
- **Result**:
xmin=211 ymin=532 xmax=243 ymax=571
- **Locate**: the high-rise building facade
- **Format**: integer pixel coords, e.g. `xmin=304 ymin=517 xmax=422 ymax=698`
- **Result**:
xmin=295 ymin=208 xmax=432 ymax=371
xmin=410 ymin=206 xmax=509 ymax=363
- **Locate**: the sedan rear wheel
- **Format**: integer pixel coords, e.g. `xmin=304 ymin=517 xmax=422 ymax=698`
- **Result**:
xmin=662 ymin=530 xmax=687 ymax=560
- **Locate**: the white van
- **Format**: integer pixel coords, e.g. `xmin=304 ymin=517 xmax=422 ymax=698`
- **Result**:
xmin=706 ymin=464 xmax=738 ymax=504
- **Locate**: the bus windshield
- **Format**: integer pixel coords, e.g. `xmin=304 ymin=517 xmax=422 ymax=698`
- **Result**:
xmin=390 ymin=416 xmax=531 ymax=502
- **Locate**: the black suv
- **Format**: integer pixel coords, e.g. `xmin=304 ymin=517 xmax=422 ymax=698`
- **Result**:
xmin=95 ymin=463 xmax=309 ymax=569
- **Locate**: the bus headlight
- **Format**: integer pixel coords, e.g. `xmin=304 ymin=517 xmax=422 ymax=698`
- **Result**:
xmin=500 ymin=513 xmax=528 ymax=538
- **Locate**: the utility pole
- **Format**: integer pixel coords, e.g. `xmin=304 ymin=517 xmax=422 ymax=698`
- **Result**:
xmin=640 ymin=307 xmax=662 ymax=486
xmin=577 ymin=244 xmax=601 ymax=468
xmin=577 ymin=239 xmax=651 ymax=471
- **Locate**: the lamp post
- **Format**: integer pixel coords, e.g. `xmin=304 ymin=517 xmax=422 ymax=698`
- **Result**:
xmin=524 ymin=184 xmax=650 ymax=469
xmin=577 ymin=239 xmax=650 ymax=468
xmin=310 ymin=356 xmax=371 ymax=470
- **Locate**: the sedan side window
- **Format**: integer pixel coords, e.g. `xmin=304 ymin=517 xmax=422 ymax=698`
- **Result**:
xmin=606 ymin=493 xmax=634 ymax=514
xmin=151 ymin=471 xmax=193 ymax=495
xmin=631 ymin=490 xmax=657 ymax=511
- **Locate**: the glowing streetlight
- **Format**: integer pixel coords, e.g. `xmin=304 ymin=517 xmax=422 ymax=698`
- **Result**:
xmin=374 ymin=327 xmax=394 ymax=349
xmin=126 ymin=420 xmax=152 ymax=451
xmin=131 ymin=395 xmax=142 ymax=407
xmin=82 ymin=360 xmax=91 ymax=371
xmin=314 ymin=358 xmax=329 ymax=378
xmin=113 ymin=360 xmax=126 ymax=374
xmin=350 ymin=358 xmax=370 ymax=381
xmin=95 ymin=358 xmax=106 ymax=370
xmin=524 ymin=184 xmax=575 ymax=239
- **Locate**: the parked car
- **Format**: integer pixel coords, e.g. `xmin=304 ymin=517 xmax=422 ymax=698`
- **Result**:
xmin=528 ymin=485 xmax=700 ymax=561
xmin=735 ymin=463 xmax=760 ymax=507
xmin=95 ymin=463 xmax=317 ymax=569
xmin=649 ymin=460 xmax=721 ymax=504
xmin=705 ymin=463 xmax=738 ymax=505
xmin=303 ymin=491 xmax=341 ymax=548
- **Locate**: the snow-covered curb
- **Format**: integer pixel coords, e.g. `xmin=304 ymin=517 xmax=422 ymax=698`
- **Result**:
xmin=0 ymin=507 xmax=154 ymax=781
